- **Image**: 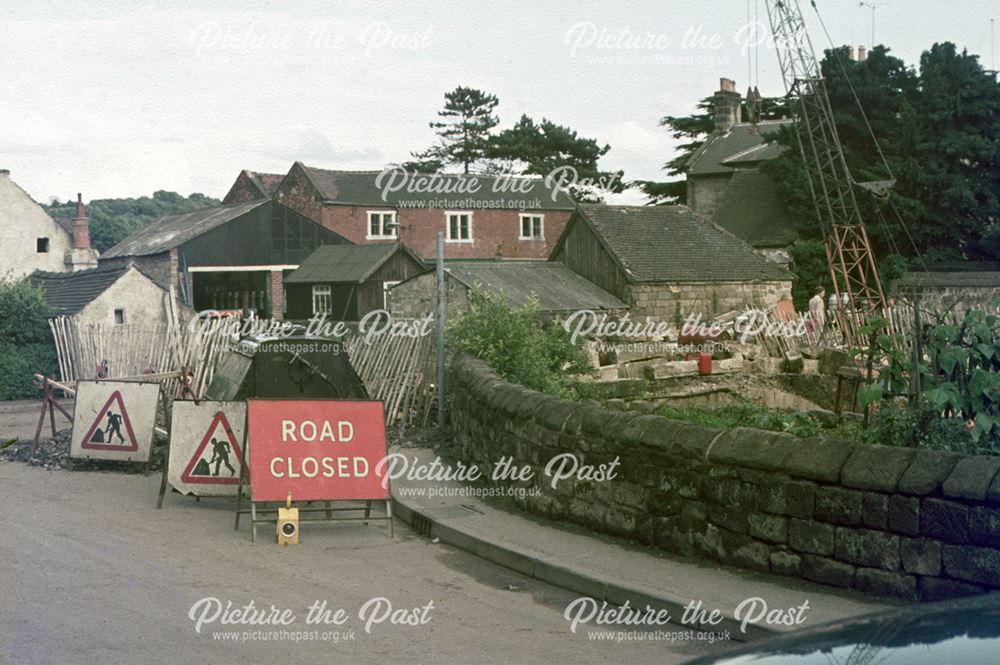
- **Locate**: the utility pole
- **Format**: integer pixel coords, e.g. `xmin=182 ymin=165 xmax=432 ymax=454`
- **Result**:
xmin=859 ymin=1 xmax=888 ymax=47
xmin=435 ymin=231 xmax=446 ymax=428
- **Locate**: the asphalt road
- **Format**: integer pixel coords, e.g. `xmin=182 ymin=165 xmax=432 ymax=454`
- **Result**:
xmin=0 ymin=459 xmax=729 ymax=665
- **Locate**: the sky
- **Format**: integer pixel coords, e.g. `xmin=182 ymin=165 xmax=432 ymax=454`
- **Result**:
xmin=1 ymin=0 xmax=996 ymax=205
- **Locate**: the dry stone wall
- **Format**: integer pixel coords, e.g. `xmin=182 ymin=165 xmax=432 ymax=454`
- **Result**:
xmin=447 ymin=354 xmax=1000 ymax=602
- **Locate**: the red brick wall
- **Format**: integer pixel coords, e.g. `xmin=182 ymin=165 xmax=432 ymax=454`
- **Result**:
xmin=269 ymin=270 xmax=284 ymax=320
xmin=273 ymin=164 xmax=323 ymax=223
xmin=222 ymin=171 xmax=266 ymax=204
xmin=319 ymin=206 xmax=572 ymax=260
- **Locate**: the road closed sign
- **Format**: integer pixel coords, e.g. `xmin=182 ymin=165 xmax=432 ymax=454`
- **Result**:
xmin=167 ymin=400 xmax=246 ymax=496
xmin=70 ymin=380 xmax=160 ymax=462
xmin=247 ymin=399 xmax=389 ymax=502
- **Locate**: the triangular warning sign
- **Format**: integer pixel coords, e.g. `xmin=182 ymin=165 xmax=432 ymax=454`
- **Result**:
xmin=80 ymin=391 xmax=139 ymax=452
xmin=181 ymin=411 xmax=243 ymax=485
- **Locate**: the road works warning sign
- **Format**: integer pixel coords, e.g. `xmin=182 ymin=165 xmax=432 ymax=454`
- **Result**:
xmin=247 ymin=399 xmax=389 ymax=502
xmin=70 ymin=381 xmax=160 ymax=462
xmin=167 ymin=400 xmax=246 ymax=496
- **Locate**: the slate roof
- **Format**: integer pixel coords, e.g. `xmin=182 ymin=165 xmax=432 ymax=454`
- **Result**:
xmin=444 ymin=261 xmax=626 ymax=312
xmin=570 ymin=205 xmax=792 ymax=283
xmin=711 ymin=170 xmax=801 ymax=248
xmin=686 ymin=120 xmax=792 ymax=176
xmin=298 ymin=163 xmax=577 ymax=210
xmin=247 ymin=171 xmax=284 ymax=197
xmin=29 ymin=266 xmax=129 ymax=315
xmin=285 ymin=243 xmax=421 ymax=284
xmin=102 ymin=200 xmax=269 ymax=258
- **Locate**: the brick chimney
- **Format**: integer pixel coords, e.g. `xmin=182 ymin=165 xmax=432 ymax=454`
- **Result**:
xmin=847 ymin=45 xmax=856 ymax=61
xmin=858 ymin=45 xmax=867 ymax=62
xmin=72 ymin=193 xmax=92 ymax=250
xmin=714 ymin=78 xmax=742 ymax=131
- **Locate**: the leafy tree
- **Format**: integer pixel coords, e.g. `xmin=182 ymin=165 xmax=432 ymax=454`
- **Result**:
xmin=45 ymin=190 xmax=220 ymax=253
xmin=487 ymin=115 xmax=624 ymax=202
xmin=0 ymin=278 xmax=56 ymax=400
xmin=411 ymin=86 xmax=499 ymax=174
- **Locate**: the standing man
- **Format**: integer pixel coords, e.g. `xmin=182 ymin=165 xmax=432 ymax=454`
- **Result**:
xmin=808 ymin=286 xmax=826 ymax=343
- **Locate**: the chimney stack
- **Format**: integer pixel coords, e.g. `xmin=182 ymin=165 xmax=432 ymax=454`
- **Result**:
xmin=858 ymin=45 xmax=867 ymax=62
xmin=714 ymin=78 xmax=742 ymax=131
xmin=72 ymin=193 xmax=92 ymax=250
xmin=847 ymin=45 xmax=856 ymax=61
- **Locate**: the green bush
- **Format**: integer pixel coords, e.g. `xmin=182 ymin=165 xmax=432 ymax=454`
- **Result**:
xmin=864 ymin=398 xmax=978 ymax=454
xmin=654 ymin=401 xmax=863 ymax=440
xmin=0 ymin=278 xmax=56 ymax=399
xmin=449 ymin=288 xmax=591 ymax=397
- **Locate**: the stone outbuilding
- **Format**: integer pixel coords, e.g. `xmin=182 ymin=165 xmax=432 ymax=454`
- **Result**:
xmin=550 ymin=204 xmax=793 ymax=322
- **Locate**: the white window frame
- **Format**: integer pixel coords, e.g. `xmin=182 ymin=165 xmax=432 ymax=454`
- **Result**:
xmin=366 ymin=211 xmax=398 ymax=240
xmin=518 ymin=214 xmax=544 ymax=240
xmin=382 ymin=280 xmax=401 ymax=309
xmin=312 ymin=285 xmax=332 ymax=315
xmin=445 ymin=211 xmax=473 ymax=243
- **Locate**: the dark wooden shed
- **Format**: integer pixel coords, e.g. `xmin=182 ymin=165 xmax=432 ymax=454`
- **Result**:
xmin=284 ymin=243 xmax=426 ymax=321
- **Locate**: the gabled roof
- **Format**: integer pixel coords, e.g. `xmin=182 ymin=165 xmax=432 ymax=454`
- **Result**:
xmin=443 ymin=261 xmax=626 ymax=312
xmin=246 ymin=171 xmax=284 ymax=198
xmin=101 ymin=200 xmax=269 ymax=258
xmin=29 ymin=265 xmax=130 ymax=315
xmin=285 ymin=243 xmax=422 ymax=284
xmin=686 ymin=120 xmax=792 ymax=176
xmin=711 ymin=170 xmax=800 ymax=249
xmin=296 ymin=163 xmax=577 ymax=210
xmin=560 ymin=205 xmax=792 ymax=283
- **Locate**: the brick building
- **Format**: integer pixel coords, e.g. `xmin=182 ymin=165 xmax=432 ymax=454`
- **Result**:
xmin=221 ymin=170 xmax=284 ymax=204
xmin=257 ymin=162 xmax=576 ymax=261
xmin=551 ymin=204 xmax=793 ymax=322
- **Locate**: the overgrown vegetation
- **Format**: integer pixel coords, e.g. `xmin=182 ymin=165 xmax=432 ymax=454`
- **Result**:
xmin=448 ymin=288 xmax=592 ymax=397
xmin=0 ymin=279 xmax=56 ymax=400
xmin=655 ymin=401 xmax=863 ymax=440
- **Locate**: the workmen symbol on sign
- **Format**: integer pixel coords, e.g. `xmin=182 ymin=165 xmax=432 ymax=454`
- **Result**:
xmin=181 ymin=411 xmax=243 ymax=485
xmin=80 ymin=391 xmax=139 ymax=451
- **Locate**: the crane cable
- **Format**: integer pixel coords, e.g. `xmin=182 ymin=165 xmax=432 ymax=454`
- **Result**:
xmin=809 ymin=0 xmax=928 ymax=272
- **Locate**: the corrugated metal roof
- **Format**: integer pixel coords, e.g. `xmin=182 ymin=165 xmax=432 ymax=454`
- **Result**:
xmin=686 ymin=120 xmax=791 ymax=176
xmin=101 ymin=200 xmax=269 ymax=258
xmin=445 ymin=261 xmax=626 ymax=312
xmin=299 ymin=163 xmax=577 ymax=210
xmin=712 ymin=170 xmax=801 ymax=249
xmin=576 ymin=204 xmax=792 ymax=283
xmin=29 ymin=266 xmax=129 ymax=316
xmin=284 ymin=243 xmax=401 ymax=284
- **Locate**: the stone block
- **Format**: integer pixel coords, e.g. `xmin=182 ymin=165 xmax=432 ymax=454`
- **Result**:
xmin=730 ymin=541 xmax=772 ymax=573
xmin=707 ymin=428 xmax=798 ymax=472
xmin=770 ymin=551 xmax=802 ymax=576
xmin=748 ymin=513 xmax=788 ymax=543
xmin=888 ymin=495 xmax=920 ymax=536
xmin=861 ymin=492 xmax=889 ymax=529
xmin=612 ymin=482 xmax=647 ymax=510
xmin=900 ymin=538 xmax=942 ymax=576
xmin=898 ymin=449 xmax=962 ymax=496
xmin=815 ymin=486 xmax=863 ymax=526
xmin=917 ymin=576 xmax=984 ymax=602
xmin=645 ymin=360 xmax=699 ymax=380
xmin=854 ymin=567 xmax=917 ymax=600
xmin=835 ymin=528 xmax=900 ymax=570
xmin=942 ymin=544 xmax=1000 ymax=587
xmin=920 ymin=498 xmax=969 ymax=543
xmin=708 ymin=504 xmax=749 ymax=534
xmin=788 ymin=519 xmax=835 ymax=556
xmin=782 ymin=437 xmax=855 ymax=483
xmin=801 ymin=554 xmax=855 ymax=589
xmin=841 ymin=445 xmax=915 ymax=492
xmin=969 ymin=506 xmax=1000 ymax=548
xmin=760 ymin=480 xmax=816 ymax=518
xmin=942 ymin=456 xmax=1000 ymax=501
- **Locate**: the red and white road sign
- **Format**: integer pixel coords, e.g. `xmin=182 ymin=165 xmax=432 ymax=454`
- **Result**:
xmin=167 ymin=400 xmax=246 ymax=496
xmin=247 ymin=399 xmax=389 ymax=502
xmin=70 ymin=381 xmax=160 ymax=462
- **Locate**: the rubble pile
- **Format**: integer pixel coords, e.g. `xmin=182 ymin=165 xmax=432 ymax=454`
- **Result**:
xmin=0 ymin=429 xmax=166 ymax=473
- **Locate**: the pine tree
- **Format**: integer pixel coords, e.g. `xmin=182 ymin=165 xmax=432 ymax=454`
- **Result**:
xmin=411 ymin=86 xmax=499 ymax=174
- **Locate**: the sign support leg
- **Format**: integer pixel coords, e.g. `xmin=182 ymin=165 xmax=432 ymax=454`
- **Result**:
xmin=386 ymin=499 xmax=394 ymax=538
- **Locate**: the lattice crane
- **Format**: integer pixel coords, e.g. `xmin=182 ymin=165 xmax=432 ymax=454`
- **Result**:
xmin=764 ymin=0 xmax=889 ymax=344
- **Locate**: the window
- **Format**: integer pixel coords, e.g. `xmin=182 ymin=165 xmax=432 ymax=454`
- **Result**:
xmin=36 ymin=237 xmax=49 ymax=253
xmin=312 ymin=285 xmax=332 ymax=315
xmin=114 ymin=309 xmax=126 ymax=325
xmin=446 ymin=212 xmax=472 ymax=242
xmin=519 ymin=214 xmax=544 ymax=240
xmin=367 ymin=211 xmax=398 ymax=239
xmin=382 ymin=281 xmax=401 ymax=309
